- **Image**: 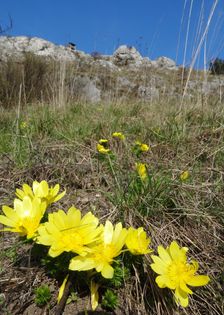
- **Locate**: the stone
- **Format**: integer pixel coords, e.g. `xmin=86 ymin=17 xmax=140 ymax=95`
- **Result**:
xmin=138 ymin=85 xmax=159 ymax=101
xmin=155 ymin=56 xmax=177 ymax=70
xmin=95 ymin=59 xmax=119 ymax=71
xmin=72 ymin=76 xmax=101 ymax=103
xmin=0 ymin=36 xmax=78 ymax=62
xmin=113 ymin=45 xmax=143 ymax=66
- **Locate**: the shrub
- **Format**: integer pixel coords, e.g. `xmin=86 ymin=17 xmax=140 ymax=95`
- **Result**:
xmin=209 ymin=58 xmax=224 ymax=75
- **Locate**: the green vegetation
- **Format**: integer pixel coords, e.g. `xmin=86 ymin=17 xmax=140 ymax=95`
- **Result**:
xmin=34 ymin=285 xmax=51 ymax=307
xmin=209 ymin=57 xmax=224 ymax=75
xmin=0 ymin=96 xmax=223 ymax=314
xmin=101 ymin=289 xmax=118 ymax=310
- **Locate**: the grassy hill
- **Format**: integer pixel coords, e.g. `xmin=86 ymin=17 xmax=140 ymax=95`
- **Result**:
xmin=0 ymin=56 xmax=223 ymax=314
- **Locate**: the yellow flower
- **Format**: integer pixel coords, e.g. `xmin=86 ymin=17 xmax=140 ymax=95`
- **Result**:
xmin=90 ymin=280 xmax=100 ymax=310
xmin=16 ymin=180 xmax=66 ymax=207
xmin=97 ymin=143 xmax=110 ymax=154
xmin=125 ymin=227 xmax=152 ymax=255
xmin=150 ymin=241 xmax=210 ymax=307
xmin=57 ymin=274 xmax=69 ymax=303
xmin=112 ymin=132 xmax=125 ymax=140
xmin=69 ymin=221 xmax=128 ymax=279
xmin=135 ymin=141 xmax=150 ymax=152
xmin=37 ymin=207 xmax=102 ymax=257
xmin=180 ymin=170 xmax=190 ymax=181
xmin=99 ymin=139 xmax=108 ymax=145
xmin=0 ymin=196 xmax=46 ymax=239
xmin=135 ymin=162 xmax=148 ymax=181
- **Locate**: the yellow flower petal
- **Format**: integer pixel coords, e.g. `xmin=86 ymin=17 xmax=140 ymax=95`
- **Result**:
xmin=158 ymin=245 xmax=172 ymax=263
xmin=101 ymin=264 xmax=114 ymax=279
xmin=104 ymin=221 xmax=114 ymax=244
xmin=57 ymin=274 xmax=69 ymax=303
xmin=175 ymin=287 xmax=189 ymax=307
xmin=150 ymin=256 xmax=167 ymax=274
xmin=49 ymin=247 xmax=65 ymax=258
xmin=156 ymin=275 xmax=175 ymax=289
xmin=15 ymin=188 xmax=26 ymax=199
xmin=2 ymin=206 xmax=18 ymax=222
xmin=22 ymin=184 xmax=33 ymax=196
xmin=90 ymin=281 xmax=100 ymax=311
xmin=180 ymin=281 xmax=192 ymax=294
xmin=187 ymin=275 xmax=210 ymax=287
xmin=169 ymin=241 xmax=180 ymax=260
xmin=0 ymin=215 xmax=15 ymax=227
xmin=53 ymin=190 xmax=66 ymax=203
xmin=69 ymin=257 xmax=95 ymax=271
xmin=52 ymin=184 xmax=60 ymax=196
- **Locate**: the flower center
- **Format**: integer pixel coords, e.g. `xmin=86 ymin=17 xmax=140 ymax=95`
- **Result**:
xmin=62 ymin=231 xmax=83 ymax=251
xmin=21 ymin=208 xmax=32 ymax=218
xmin=167 ymin=261 xmax=189 ymax=285
xmin=94 ymin=244 xmax=116 ymax=263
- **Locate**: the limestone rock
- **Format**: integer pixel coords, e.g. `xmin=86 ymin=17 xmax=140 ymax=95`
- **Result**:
xmin=113 ymin=45 xmax=143 ymax=66
xmin=138 ymin=85 xmax=159 ymax=100
xmin=95 ymin=59 xmax=119 ymax=71
xmin=1 ymin=35 xmax=220 ymax=103
xmin=0 ymin=36 xmax=78 ymax=62
xmin=72 ymin=76 xmax=101 ymax=103
xmin=155 ymin=56 xmax=177 ymax=70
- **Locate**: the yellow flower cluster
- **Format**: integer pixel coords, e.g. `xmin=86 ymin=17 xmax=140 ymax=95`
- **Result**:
xmin=37 ymin=213 xmax=151 ymax=279
xmin=16 ymin=180 xmax=66 ymax=207
xmin=0 ymin=180 xmax=152 ymax=277
xmin=0 ymin=180 xmax=210 ymax=309
xmin=0 ymin=180 xmax=65 ymax=239
xmin=96 ymin=132 xmax=125 ymax=154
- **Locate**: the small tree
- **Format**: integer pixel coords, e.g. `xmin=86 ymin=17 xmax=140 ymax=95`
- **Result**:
xmin=209 ymin=58 xmax=224 ymax=75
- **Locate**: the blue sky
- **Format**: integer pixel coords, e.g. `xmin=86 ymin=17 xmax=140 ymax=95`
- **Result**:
xmin=1 ymin=0 xmax=224 ymax=67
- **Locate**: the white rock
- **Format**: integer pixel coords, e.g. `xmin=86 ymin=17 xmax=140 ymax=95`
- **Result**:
xmin=155 ymin=56 xmax=177 ymax=70
xmin=72 ymin=76 xmax=101 ymax=103
xmin=113 ymin=45 xmax=143 ymax=66
xmin=0 ymin=36 xmax=78 ymax=61
xmin=138 ymin=85 xmax=159 ymax=100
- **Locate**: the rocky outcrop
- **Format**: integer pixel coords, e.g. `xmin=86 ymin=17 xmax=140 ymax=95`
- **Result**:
xmin=112 ymin=45 xmax=144 ymax=67
xmin=152 ymin=56 xmax=177 ymax=70
xmin=0 ymin=36 xmax=78 ymax=62
xmin=0 ymin=36 xmax=178 ymax=71
xmin=0 ymin=35 xmax=222 ymax=104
